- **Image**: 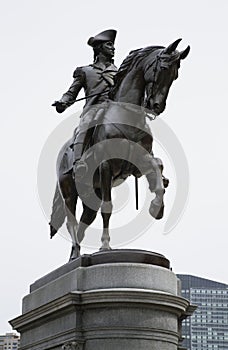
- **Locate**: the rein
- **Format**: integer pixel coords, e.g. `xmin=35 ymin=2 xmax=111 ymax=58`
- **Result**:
xmin=143 ymin=49 xmax=179 ymax=120
xmin=143 ymin=52 xmax=162 ymax=117
xmin=69 ymin=89 xmax=110 ymax=104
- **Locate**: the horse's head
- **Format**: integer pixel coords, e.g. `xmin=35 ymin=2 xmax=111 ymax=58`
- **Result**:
xmin=144 ymin=39 xmax=190 ymax=116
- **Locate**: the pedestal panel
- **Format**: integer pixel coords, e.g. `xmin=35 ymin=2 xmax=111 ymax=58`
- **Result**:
xmin=10 ymin=250 xmax=195 ymax=350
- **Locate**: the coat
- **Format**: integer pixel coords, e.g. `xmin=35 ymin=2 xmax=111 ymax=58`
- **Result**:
xmin=59 ymin=61 xmax=118 ymax=173
xmin=59 ymin=61 xmax=118 ymax=108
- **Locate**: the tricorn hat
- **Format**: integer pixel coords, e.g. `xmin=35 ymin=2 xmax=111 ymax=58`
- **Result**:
xmin=87 ymin=29 xmax=117 ymax=47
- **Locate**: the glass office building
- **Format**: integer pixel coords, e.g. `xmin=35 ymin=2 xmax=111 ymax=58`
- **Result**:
xmin=178 ymin=275 xmax=228 ymax=350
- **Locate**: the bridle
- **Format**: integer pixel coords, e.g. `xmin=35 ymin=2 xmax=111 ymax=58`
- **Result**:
xmin=143 ymin=49 xmax=180 ymax=119
xmin=143 ymin=52 xmax=162 ymax=116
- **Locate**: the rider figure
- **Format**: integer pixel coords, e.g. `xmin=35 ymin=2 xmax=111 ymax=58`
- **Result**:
xmin=52 ymin=29 xmax=118 ymax=177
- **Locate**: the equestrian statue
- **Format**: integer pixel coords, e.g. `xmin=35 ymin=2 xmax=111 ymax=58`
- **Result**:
xmin=50 ymin=29 xmax=190 ymax=260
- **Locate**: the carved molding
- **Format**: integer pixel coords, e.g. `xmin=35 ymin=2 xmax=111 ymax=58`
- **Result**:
xmin=62 ymin=341 xmax=83 ymax=350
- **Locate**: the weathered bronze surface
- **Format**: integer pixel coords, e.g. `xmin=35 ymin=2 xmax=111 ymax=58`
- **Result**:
xmin=50 ymin=30 xmax=190 ymax=260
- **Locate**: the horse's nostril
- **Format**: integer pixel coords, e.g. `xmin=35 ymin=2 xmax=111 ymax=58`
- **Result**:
xmin=153 ymin=103 xmax=160 ymax=110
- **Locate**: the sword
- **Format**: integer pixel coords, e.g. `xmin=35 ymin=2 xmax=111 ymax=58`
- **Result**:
xmin=52 ymin=89 xmax=110 ymax=107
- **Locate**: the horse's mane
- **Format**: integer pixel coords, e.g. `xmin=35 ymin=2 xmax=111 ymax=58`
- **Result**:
xmin=110 ymin=45 xmax=164 ymax=99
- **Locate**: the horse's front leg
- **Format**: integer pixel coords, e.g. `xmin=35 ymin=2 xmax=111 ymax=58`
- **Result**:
xmin=99 ymin=161 xmax=112 ymax=251
xmin=146 ymin=157 xmax=166 ymax=220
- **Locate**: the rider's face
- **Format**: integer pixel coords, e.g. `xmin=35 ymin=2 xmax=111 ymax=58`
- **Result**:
xmin=100 ymin=41 xmax=115 ymax=58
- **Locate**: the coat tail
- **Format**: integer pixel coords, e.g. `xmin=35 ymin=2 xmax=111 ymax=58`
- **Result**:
xmin=49 ymin=184 xmax=65 ymax=238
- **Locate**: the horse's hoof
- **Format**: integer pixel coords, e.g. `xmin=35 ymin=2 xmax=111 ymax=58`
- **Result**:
xmin=149 ymin=201 xmax=164 ymax=220
xmin=69 ymin=245 xmax=81 ymax=261
xmin=99 ymin=246 xmax=112 ymax=252
xmin=69 ymin=253 xmax=80 ymax=261
xmin=162 ymin=176 xmax=169 ymax=188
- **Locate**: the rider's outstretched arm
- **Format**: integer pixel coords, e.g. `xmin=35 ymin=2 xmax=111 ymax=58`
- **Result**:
xmin=52 ymin=67 xmax=85 ymax=113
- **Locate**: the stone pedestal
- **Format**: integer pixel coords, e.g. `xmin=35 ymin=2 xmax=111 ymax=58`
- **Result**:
xmin=10 ymin=250 xmax=195 ymax=350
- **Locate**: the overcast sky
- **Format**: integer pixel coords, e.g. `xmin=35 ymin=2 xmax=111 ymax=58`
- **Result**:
xmin=0 ymin=0 xmax=228 ymax=333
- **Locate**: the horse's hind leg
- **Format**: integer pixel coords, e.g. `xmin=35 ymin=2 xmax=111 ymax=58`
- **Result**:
xmin=99 ymin=161 xmax=112 ymax=251
xmin=77 ymin=190 xmax=101 ymax=244
xmin=59 ymin=173 xmax=79 ymax=260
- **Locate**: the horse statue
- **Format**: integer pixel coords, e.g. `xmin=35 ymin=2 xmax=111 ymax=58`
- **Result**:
xmin=50 ymin=39 xmax=190 ymax=260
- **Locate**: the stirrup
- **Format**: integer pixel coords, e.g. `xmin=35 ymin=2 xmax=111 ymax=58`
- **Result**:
xmin=74 ymin=160 xmax=88 ymax=179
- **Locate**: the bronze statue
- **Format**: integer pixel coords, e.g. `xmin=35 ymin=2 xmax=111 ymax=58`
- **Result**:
xmin=50 ymin=31 xmax=190 ymax=260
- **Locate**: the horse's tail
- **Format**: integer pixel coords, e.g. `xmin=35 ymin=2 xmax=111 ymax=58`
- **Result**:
xmin=49 ymin=183 xmax=65 ymax=239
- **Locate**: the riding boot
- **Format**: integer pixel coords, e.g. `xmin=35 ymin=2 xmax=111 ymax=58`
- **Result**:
xmin=73 ymin=142 xmax=88 ymax=179
xmin=73 ymin=106 xmax=101 ymax=179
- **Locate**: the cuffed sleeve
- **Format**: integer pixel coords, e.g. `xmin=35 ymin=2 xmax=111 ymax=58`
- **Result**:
xmin=59 ymin=67 xmax=85 ymax=107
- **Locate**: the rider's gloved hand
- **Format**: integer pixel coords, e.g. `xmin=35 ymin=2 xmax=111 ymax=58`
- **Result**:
xmin=52 ymin=101 xmax=67 ymax=113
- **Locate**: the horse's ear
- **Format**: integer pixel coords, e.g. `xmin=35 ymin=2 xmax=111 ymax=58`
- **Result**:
xmin=164 ymin=38 xmax=182 ymax=54
xmin=180 ymin=45 xmax=190 ymax=60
